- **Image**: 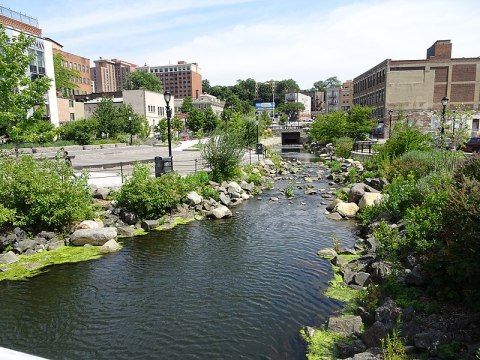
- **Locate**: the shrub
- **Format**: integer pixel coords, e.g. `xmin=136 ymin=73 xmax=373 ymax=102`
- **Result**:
xmin=59 ymin=118 xmax=98 ymax=145
xmin=200 ymin=186 xmax=220 ymax=201
xmin=0 ymin=153 xmax=93 ymax=231
xmin=115 ymin=164 xmax=186 ymax=219
xmin=381 ymin=327 xmax=408 ymax=360
xmin=377 ymin=125 xmax=431 ymax=160
xmin=454 ymin=153 xmax=480 ymax=182
xmin=326 ymin=160 xmax=342 ymax=173
xmin=333 ymin=136 xmax=354 ymax=158
xmin=183 ymin=171 xmax=210 ymax=191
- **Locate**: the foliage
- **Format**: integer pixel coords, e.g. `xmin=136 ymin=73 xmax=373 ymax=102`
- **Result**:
xmin=59 ymin=118 xmax=98 ymax=145
xmin=0 ymin=25 xmax=52 ymax=139
xmin=186 ymin=108 xmax=204 ymax=134
xmin=0 ymin=204 xmax=15 ymax=230
xmin=310 ymin=106 xmax=374 ymax=144
xmin=454 ymin=153 xmax=480 ymax=182
xmin=181 ymin=96 xmax=194 ymax=114
xmin=53 ymin=53 xmax=80 ymax=94
xmin=93 ymin=98 xmax=120 ymax=138
xmin=124 ymin=70 xmax=162 ymax=92
xmin=285 ymin=184 xmax=294 ymax=198
xmin=278 ymin=102 xmax=305 ymax=121
xmin=438 ymin=342 xmax=461 ymax=359
xmin=326 ymin=160 xmax=342 ymax=173
xmin=381 ymin=327 xmax=408 ymax=360
xmin=334 ymin=137 xmax=354 ymax=158
xmin=0 ymin=153 xmax=93 ymax=231
xmin=182 ymin=171 xmax=210 ymax=192
xmin=115 ymin=164 xmax=186 ymax=219
xmin=172 ymin=117 xmax=184 ymax=138
xmin=201 ymin=129 xmax=245 ymax=182
xmin=203 ymin=108 xmax=219 ymax=133
xmin=372 ymin=221 xmax=405 ymax=260
xmin=200 ymin=186 xmax=220 ymax=201
xmin=313 ymin=76 xmax=341 ymax=92
xmin=156 ymin=119 xmax=168 ymax=142
xmin=9 ymin=118 xmax=57 ymax=144
xmin=377 ymin=124 xmax=432 ymax=160
xmin=301 ymin=328 xmax=347 ymax=360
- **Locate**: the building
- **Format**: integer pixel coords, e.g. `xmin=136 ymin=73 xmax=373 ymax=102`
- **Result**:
xmin=137 ymin=61 xmax=202 ymax=99
xmin=340 ymin=80 xmax=353 ymax=111
xmin=285 ymin=92 xmax=311 ymax=120
xmin=112 ymin=59 xmax=137 ymax=91
xmin=0 ymin=6 xmax=59 ymax=127
xmin=353 ymin=40 xmax=480 ymax=137
xmin=302 ymin=90 xmax=325 ymax=117
xmin=193 ymin=94 xmax=224 ymax=115
xmin=57 ymin=98 xmax=85 ymax=123
xmin=84 ymin=97 xmax=123 ymax=119
xmin=91 ymin=58 xmax=137 ymax=93
xmin=325 ymin=87 xmax=340 ymax=113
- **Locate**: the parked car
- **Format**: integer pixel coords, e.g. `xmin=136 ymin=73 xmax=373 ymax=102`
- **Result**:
xmin=463 ymin=137 xmax=480 ymax=153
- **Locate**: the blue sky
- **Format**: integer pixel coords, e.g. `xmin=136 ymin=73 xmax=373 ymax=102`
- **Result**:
xmin=2 ymin=0 xmax=480 ymax=89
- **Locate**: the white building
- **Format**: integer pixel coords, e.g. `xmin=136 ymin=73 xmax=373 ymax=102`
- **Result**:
xmin=285 ymin=92 xmax=311 ymax=120
xmin=84 ymin=97 xmax=123 ymax=118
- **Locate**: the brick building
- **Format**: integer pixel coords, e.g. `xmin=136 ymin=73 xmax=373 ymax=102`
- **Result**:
xmin=353 ymin=40 xmax=480 ymax=137
xmin=340 ymin=80 xmax=353 ymax=111
xmin=137 ymin=61 xmax=202 ymax=99
xmin=91 ymin=58 xmax=137 ymax=93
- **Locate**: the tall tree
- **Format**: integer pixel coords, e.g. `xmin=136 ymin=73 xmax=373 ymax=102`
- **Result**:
xmin=275 ymin=79 xmax=300 ymax=106
xmin=181 ymin=96 xmax=194 ymax=114
xmin=53 ymin=53 xmax=80 ymax=96
xmin=93 ymin=98 xmax=119 ymax=137
xmin=124 ymin=71 xmax=162 ymax=93
xmin=186 ymin=108 xmax=204 ymax=134
xmin=0 ymin=25 xmax=52 ymax=139
xmin=257 ymin=82 xmax=274 ymax=102
xmin=203 ymin=108 xmax=219 ymax=133
xmin=313 ymin=76 xmax=342 ymax=91
xmin=279 ymin=102 xmax=305 ymax=121
xmin=233 ymin=78 xmax=256 ymax=103
xmin=202 ymin=79 xmax=211 ymax=94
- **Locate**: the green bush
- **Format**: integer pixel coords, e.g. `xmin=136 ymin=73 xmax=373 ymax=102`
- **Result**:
xmin=326 ymin=160 xmax=342 ymax=173
xmin=59 ymin=118 xmax=98 ymax=145
xmin=183 ymin=171 xmax=210 ymax=191
xmin=377 ymin=125 xmax=431 ymax=160
xmin=0 ymin=153 xmax=93 ymax=231
xmin=0 ymin=204 xmax=15 ymax=230
xmin=200 ymin=186 xmax=220 ymax=201
xmin=115 ymin=164 xmax=186 ymax=219
xmin=334 ymin=137 xmax=354 ymax=158
xmin=454 ymin=153 xmax=480 ymax=181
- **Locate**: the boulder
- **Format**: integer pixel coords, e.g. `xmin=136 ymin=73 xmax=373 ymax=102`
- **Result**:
xmin=100 ymin=239 xmax=121 ymax=253
xmin=336 ymin=339 xmax=367 ymax=359
xmin=47 ymin=239 xmax=65 ymax=251
xmin=116 ymin=226 xmax=135 ymax=237
xmin=37 ymin=231 xmax=56 ymax=239
xmin=327 ymin=316 xmax=363 ymax=334
xmin=326 ymin=212 xmax=343 ymax=221
xmin=413 ymin=330 xmax=443 ymax=351
xmin=13 ymin=227 xmax=27 ymax=241
xmin=76 ymin=220 xmax=104 ymax=230
xmin=361 ymin=321 xmax=387 ymax=347
xmin=317 ymin=248 xmax=338 ymax=258
xmin=370 ymin=261 xmax=391 ymax=283
xmin=94 ymin=187 xmax=111 ymax=200
xmin=375 ymin=298 xmax=401 ymax=330
xmin=264 ymin=159 xmax=275 ymax=167
xmin=0 ymin=251 xmax=19 ymax=264
xmin=348 ymin=183 xmax=380 ymax=204
xmin=14 ymin=239 xmax=36 ymax=253
xmin=121 ymin=210 xmax=139 ymax=226
xmin=227 ymin=181 xmax=242 ymax=194
xmin=331 ymin=255 xmax=349 ymax=268
xmin=219 ymin=192 xmax=231 ymax=206
xmin=305 ymin=188 xmax=317 ymax=195
xmin=240 ymin=181 xmax=254 ymax=193
xmin=353 ymin=272 xmax=371 ymax=287
xmin=335 ymin=202 xmax=359 ymax=218
xmin=269 ymin=197 xmax=279 ymax=202
xmin=209 ymin=205 xmax=233 ymax=219
xmin=326 ymin=198 xmax=343 ymax=211
xmin=241 ymin=192 xmax=250 ymax=200
xmin=70 ymin=227 xmax=118 ymax=246
xmin=358 ymin=193 xmax=384 ymax=210
xmin=404 ymin=265 xmax=425 ymax=286
xmin=187 ymin=191 xmax=203 ymax=206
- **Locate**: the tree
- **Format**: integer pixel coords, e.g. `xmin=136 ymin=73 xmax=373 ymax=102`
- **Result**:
xmin=117 ymin=104 xmax=148 ymax=137
xmin=345 ymin=106 xmax=375 ymax=140
xmin=186 ymin=108 xmax=204 ymax=134
xmin=124 ymin=71 xmax=162 ymax=93
xmin=203 ymin=108 xmax=219 ymax=133
xmin=181 ymin=96 xmax=194 ymax=114
xmin=92 ymin=98 xmax=119 ymax=137
xmin=202 ymin=79 xmax=211 ymax=94
xmin=275 ymin=79 xmax=300 ymax=106
xmin=279 ymin=102 xmax=305 ymax=121
xmin=0 ymin=25 xmax=52 ymax=140
xmin=53 ymin=53 xmax=80 ymax=96
xmin=233 ymin=78 xmax=256 ymax=103
xmin=257 ymin=82 xmax=274 ymax=102
xmin=172 ymin=117 xmax=184 ymax=139
xmin=155 ymin=119 xmax=167 ymax=142
xmin=313 ymin=76 xmax=342 ymax=91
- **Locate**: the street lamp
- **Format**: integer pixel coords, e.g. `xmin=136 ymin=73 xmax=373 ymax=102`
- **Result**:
xmin=441 ymin=96 xmax=449 ymax=137
xmin=129 ymin=115 xmax=133 ymax=145
xmin=452 ymin=110 xmax=456 ymax=135
xmin=164 ymin=91 xmax=172 ymax=158
xmin=388 ymin=109 xmax=394 ymax=138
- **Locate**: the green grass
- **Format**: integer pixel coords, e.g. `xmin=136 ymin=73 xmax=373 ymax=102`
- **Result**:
xmin=154 ymin=216 xmax=196 ymax=230
xmin=0 ymin=245 xmax=106 ymax=281
xmin=300 ymin=327 xmax=348 ymax=360
xmin=325 ymin=271 xmax=361 ymax=303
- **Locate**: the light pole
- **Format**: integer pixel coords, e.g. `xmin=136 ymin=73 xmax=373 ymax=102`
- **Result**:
xmin=164 ymin=91 xmax=172 ymax=158
xmin=129 ymin=115 xmax=133 ymax=145
xmin=441 ymin=96 xmax=449 ymax=138
xmin=452 ymin=110 xmax=456 ymax=135
xmin=388 ymin=109 xmax=394 ymax=138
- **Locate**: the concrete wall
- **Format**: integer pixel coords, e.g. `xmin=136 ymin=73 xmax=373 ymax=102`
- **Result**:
xmin=386 ymin=69 xmax=435 ymax=110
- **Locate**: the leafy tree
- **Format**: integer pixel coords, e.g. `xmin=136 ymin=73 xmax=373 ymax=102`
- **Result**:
xmin=224 ymin=94 xmax=243 ymax=114
xmin=279 ymin=102 xmax=305 ymax=121
xmin=186 ymin=108 xmax=204 ymax=134
xmin=93 ymin=97 xmax=119 ymax=138
xmin=209 ymin=85 xmax=234 ymax=100
xmin=203 ymin=108 xmax=219 ymax=133
xmin=345 ymin=105 xmax=375 ymax=140
xmin=275 ymin=79 xmax=300 ymax=106
xmin=155 ymin=119 xmax=167 ymax=142
xmin=53 ymin=53 xmax=80 ymax=96
xmin=313 ymin=76 xmax=342 ymax=91
xmin=59 ymin=118 xmax=97 ymax=145
xmin=181 ymin=96 xmax=194 ymax=114
xmin=257 ymin=82 xmax=274 ymax=102
xmin=202 ymin=79 xmax=211 ymax=94
xmin=0 ymin=25 xmax=52 ymax=140
xmin=124 ymin=70 xmax=162 ymax=93
xmin=117 ymin=104 xmax=148 ymax=137
xmin=233 ymin=78 xmax=256 ymax=103
xmin=172 ymin=117 xmax=184 ymax=139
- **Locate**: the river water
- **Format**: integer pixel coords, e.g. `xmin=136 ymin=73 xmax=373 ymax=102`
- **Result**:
xmin=0 ymin=153 xmax=357 ymax=360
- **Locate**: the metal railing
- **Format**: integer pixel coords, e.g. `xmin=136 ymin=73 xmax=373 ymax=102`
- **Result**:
xmin=0 ymin=6 xmax=39 ymax=27
xmin=353 ymin=140 xmax=378 ymax=154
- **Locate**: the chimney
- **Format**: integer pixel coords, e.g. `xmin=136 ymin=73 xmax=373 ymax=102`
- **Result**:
xmin=426 ymin=40 xmax=452 ymax=60
xmin=196 ymin=89 xmax=199 ymax=99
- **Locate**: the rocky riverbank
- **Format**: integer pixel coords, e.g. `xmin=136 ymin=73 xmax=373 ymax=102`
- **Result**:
xmin=302 ymin=156 xmax=480 ymax=360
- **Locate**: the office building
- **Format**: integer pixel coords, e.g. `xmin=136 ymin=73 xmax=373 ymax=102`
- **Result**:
xmin=91 ymin=58 xmax=137 ymax=93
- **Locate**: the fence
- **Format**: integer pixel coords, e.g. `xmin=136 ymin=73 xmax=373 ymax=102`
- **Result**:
xmin=353 ymin=140 xmax=378 ymax=154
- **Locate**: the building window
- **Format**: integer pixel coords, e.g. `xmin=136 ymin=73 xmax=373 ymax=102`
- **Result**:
xmin=69 ymin=100 xmax=74 ymax=108
xmin=70 ymin=113 xmax=75 ymax=121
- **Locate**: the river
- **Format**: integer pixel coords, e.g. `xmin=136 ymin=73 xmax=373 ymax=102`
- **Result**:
xmin=0 ymin=153 xmax=357 ymax=359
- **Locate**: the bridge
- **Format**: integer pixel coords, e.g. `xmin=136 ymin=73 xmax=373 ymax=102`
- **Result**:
xmin=271 ymin=124 xmax=309 ymax=146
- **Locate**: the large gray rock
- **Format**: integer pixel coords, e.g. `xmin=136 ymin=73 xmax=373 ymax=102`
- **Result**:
xmin=219 ymin=192 xmax=231 ymax=206
xmin=240 ymin=181 xmax=254 ymax=193
xmin=0 ymin=251 xmax=19 ymax=264
xmin=100 ymin=239 xmax=121 ymax=253
xmin=76 ymin=220 xmax=104 ymax=229
xmin=348 ymin=183 xmax=380 ymax=204
xmin=317 ymin=248 xmax=338 ymax=258
xmin=37 ymin=231 xmax=56 ymax=239
xmin=209 ymin=205 xmax=233 ymax=219
xmin=326 ymin=212 xmax=343 ymax=221
xmin=361 ymin=321 xmax=387 ymax=347
xmin=70 ymin=227 xmax=118 ymax=246
xmin=263 ymin=159 xmax=275 ymax=167
xmin=358 ymin=192 xmax=384 ymax=210
xmin=141 ymin=220 xmax=160 ymax=232
xmin=94 ymin=187 xmax=111 ymax=200
xmin=121 ymin=210 xmax=139 ymax=226
xmin=335 ymin=201 xmax=359 ymax=218
xmin=187 ymin=191 xmax=203 ymax=206
xmin=47 ymin=239 xmax=65 ymax=251
xmin=327 ymin=315 xmax=363 ymax=334
xmin=227 ymin=181 xmax=242 ymax=194
xmin=404 ymin=265 xmax=425 ymax=286
xmin=375 ymin=298 xmax=401 ymax=330
xmin=353 ymin=272 xmax=371 ymax=287
xmin=14 ymin=240 xmax=36 ymax=253
xmin=116 ymin=226 xmax=135 ymax=237
xmin=413 ymin=330 xmax=443 ymax=351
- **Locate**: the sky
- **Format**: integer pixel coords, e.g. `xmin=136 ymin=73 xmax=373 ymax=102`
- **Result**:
xmin=2 ymin=0 xmax=480 ymax=89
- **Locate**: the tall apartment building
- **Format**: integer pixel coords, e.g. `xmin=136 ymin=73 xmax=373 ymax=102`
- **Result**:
xmin=325 ymin=87 xmax=340 ymax=113
xmin=0 ymin=6 xmax=59 ymax=126
xmin=50 ymin=39 xmax=92 ymax=96
xmin=91 ymin=58 xmax=137 ymax=93
xmin=340 ymin=80 xmax=353 ymax=111
xmin=353 ymin=40 xmax=480 ymax=136
xmin=137 ymin=61 xmax=202 ymax=99
xmin=111 ymin=58 xmax=137 ymax=91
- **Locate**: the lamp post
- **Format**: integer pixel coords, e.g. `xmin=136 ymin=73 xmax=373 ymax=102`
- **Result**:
xmin=129 ymin=115 xmax=133 ymax=145
xmin=441 ymin=96 xmax=449 ymax=138
xmin=164 ymin=91 xmax=172 ymax=158
xmin=388 ymin=109 xmax=394 ymax=138
xmin=452 ymin=110 xmax=456 ymax=136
